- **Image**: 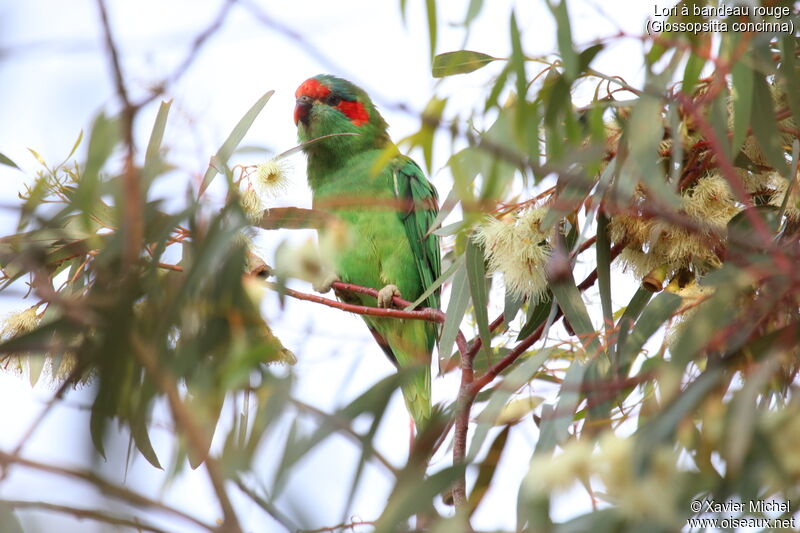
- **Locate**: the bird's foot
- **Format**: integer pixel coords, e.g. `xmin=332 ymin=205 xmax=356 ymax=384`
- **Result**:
xmin=313 ymin=272 xmax=340 ymax=293
xmin=377 ymin=284 xmax=401 ymax=308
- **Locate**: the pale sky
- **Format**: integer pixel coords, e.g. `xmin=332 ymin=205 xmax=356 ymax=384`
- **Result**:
xmin=0 ymin=1 xmax=653 ymax=531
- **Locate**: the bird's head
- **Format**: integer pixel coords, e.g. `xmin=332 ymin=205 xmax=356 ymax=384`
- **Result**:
xmin=294 ymin=75 xmax=389 ymax=154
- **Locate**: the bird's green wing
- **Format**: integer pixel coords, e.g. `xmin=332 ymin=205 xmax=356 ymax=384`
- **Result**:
xmin=392 ymin=156 xmax=441 ymax=314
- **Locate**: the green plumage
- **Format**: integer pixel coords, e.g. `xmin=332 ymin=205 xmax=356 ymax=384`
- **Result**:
xmin=295 ymin=75 xmax=440 ymax=426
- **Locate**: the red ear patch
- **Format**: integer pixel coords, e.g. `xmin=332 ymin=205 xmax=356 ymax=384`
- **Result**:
xmin=296 ymin=78 xmax=331 ymax=99
xmin=337 ymin=100 xmax=369 ymax=126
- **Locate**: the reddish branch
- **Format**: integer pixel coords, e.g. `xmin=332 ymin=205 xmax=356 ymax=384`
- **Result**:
xmin=0 ymin=450 xmax=214 ymax=530
xmin=449 ymin=242 xmax=625 ymax=506
xmin=268 ymin=281 xmax=442 ymax=323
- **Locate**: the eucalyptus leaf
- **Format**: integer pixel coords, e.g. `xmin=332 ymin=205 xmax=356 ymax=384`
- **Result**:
xmin=432 ymin=50 xmax=497 ymax=77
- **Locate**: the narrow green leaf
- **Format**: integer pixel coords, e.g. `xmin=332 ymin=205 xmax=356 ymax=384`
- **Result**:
xmin=670 ymin=283 xmax=737 ymax=367
xmin=709 ymin=87 xmax=730 ymax=161
xmin=621 ymin=95 xmax=680 ymax=209
xmin=432 ymin=221 xmax=463 ymax=237
xmin=143 ymin=99 xmax=172 ymax=178
xmin=404 ymin=254 xmax=463 ymax=311
xmin=596 ymin=212 xmax=612 ymax=326
xmin=779 ymin=36 xmax=800 ymax=125
xmin=509 ymin=12 xmax=527 ymax=102
xmin=467 ymin=425 xmax=510 ymax=516
xmin=503 ymin=288 xmax=524 ymax=326
xmin=681 ymin=51 xmax=705 ymax=95
xmin=76 ymin=112 xmax=119 ymax=218
xmin=28 ymin=356 xmax=45 ymax=387
xmin=131 ymin=409 xmax=163 ymax=470
xmin=751 ymin=73 xmax=788 ymax=174
xmin=464 ymin=0 xmax=484 ymax=25
xmin=777 ymin=140 xmax=800 ymax=224
xmin=534 ymin=359 xmax=586 ymax=454
xmin=634 ymin=365 xmax=724 ymax=471
xmin=27 ymin=147 xmax=47 ymax=168
xmin=485 ymin=63 xmax=511 ymax=112
xmin=550 ymin=271 xmax=598 ymax=354
xmin=577 ymin=44 xmax=603 ymax=74
xmin=425 ymin=187 xmax=459 ymax=237
xmin=200 ymin=90 xmax=274 ymax=194
xmin=466 ymin=240 xmax=491 ymax=359
xmin=425 ymin=0 xmax=437 ymax=59
xmin=731 ymin=56 xmax=753 ymax=156
xmin=62 ymin=129 xmax=84 ymax=164
xmin=547 ymin=0 xmax=577 ymax=80
xmin=0 ymin=153 xmax=19 ymax=169
xmin=89 ymin=406 xmax=107 ymax=460
xmin=439 ymin=261 xmax=470 ymax=363
xmin=377 ymin=465 xmax=465 ymax=529
xmin=469 ymin=348 xmax=552 ymax=460
xmin=186 ymin=393 xmax=224 ymax=469
xmin=517 ymin=293 xmax=553 ymax=340
xmin=618 ymin=292 xmax=681 ymax=369
xmin=432 ymin=50 xmax=497 ymax=77
xmin=614 ymin=287 xmax=652 ymax=362
xmin=725 ymin=353 xmax=781 ymax=473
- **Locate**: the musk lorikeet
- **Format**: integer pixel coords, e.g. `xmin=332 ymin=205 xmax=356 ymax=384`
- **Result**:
xmin=294 ymin=74 xmax=441 ymax=427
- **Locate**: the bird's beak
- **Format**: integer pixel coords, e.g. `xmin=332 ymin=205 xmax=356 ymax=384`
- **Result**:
xmin=294 ymin=95 xmax=313 ymax=126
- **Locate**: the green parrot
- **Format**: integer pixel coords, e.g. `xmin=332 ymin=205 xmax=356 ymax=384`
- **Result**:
xmin=294 ymin=74 xmax=440 ymax=427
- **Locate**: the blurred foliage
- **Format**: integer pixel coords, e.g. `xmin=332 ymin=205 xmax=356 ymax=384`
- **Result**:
xmin=2 ymin=0 xmax=800 ymax=532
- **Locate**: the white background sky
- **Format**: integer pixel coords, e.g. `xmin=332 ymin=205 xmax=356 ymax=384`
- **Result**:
xmin=0 ymin=1 xmax=653 ymax=531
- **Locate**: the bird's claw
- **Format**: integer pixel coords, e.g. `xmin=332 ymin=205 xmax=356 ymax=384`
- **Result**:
xmin=377 ymin=284 xmax=401 ymax=308
xmin=313 ymin=272 xmax=340 ymax=293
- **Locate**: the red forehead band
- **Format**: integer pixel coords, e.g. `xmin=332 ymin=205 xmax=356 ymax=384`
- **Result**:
xmin=295 ymin=78 xmax=331 ymax=99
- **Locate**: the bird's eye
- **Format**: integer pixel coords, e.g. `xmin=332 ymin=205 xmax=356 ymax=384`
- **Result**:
xmin=323 ymin=94 xmax=341 ymax=106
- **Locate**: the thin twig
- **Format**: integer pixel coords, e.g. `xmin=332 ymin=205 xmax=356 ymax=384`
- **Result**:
xmin=0 ymin=451 xmax=214 ymax=530
xmin=291 ymin=399 xmax=398 ymax=475
xmin=299 ymin=520 xmax=375 ymax=533
xmin=1 ymin=499 xmax=171 ymax=533
xmin=96 ymin=0 xmax=142 ymax=267
xmin=135 ymin=0 xmax=238 ymax=109
xmin=233 ymin=476 xmax=296 ymax=533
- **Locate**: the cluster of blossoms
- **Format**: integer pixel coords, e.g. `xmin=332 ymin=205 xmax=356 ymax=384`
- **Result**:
xmin=238 ymin=157 xmax=292 ymax=224
xmin=609 ymin=173 xmax=740 ymax=282
xmin=0 ymin=306 xmax=41 ymax=374
xmin=604 ymin=79 xmax=798 ymax=290
xmin=473 ymin=206 xmax=553 ymax=303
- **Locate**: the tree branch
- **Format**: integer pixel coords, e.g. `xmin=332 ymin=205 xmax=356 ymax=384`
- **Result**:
xmin=96 ymin=0 xmax=142 ymax=267
xmin=0 ymin=451 xmax=214 ymax=530
xmin=267 ymin=281 xmax=442 ymax=323
xmin=1 ymin=499 xmax=171 ymax=533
